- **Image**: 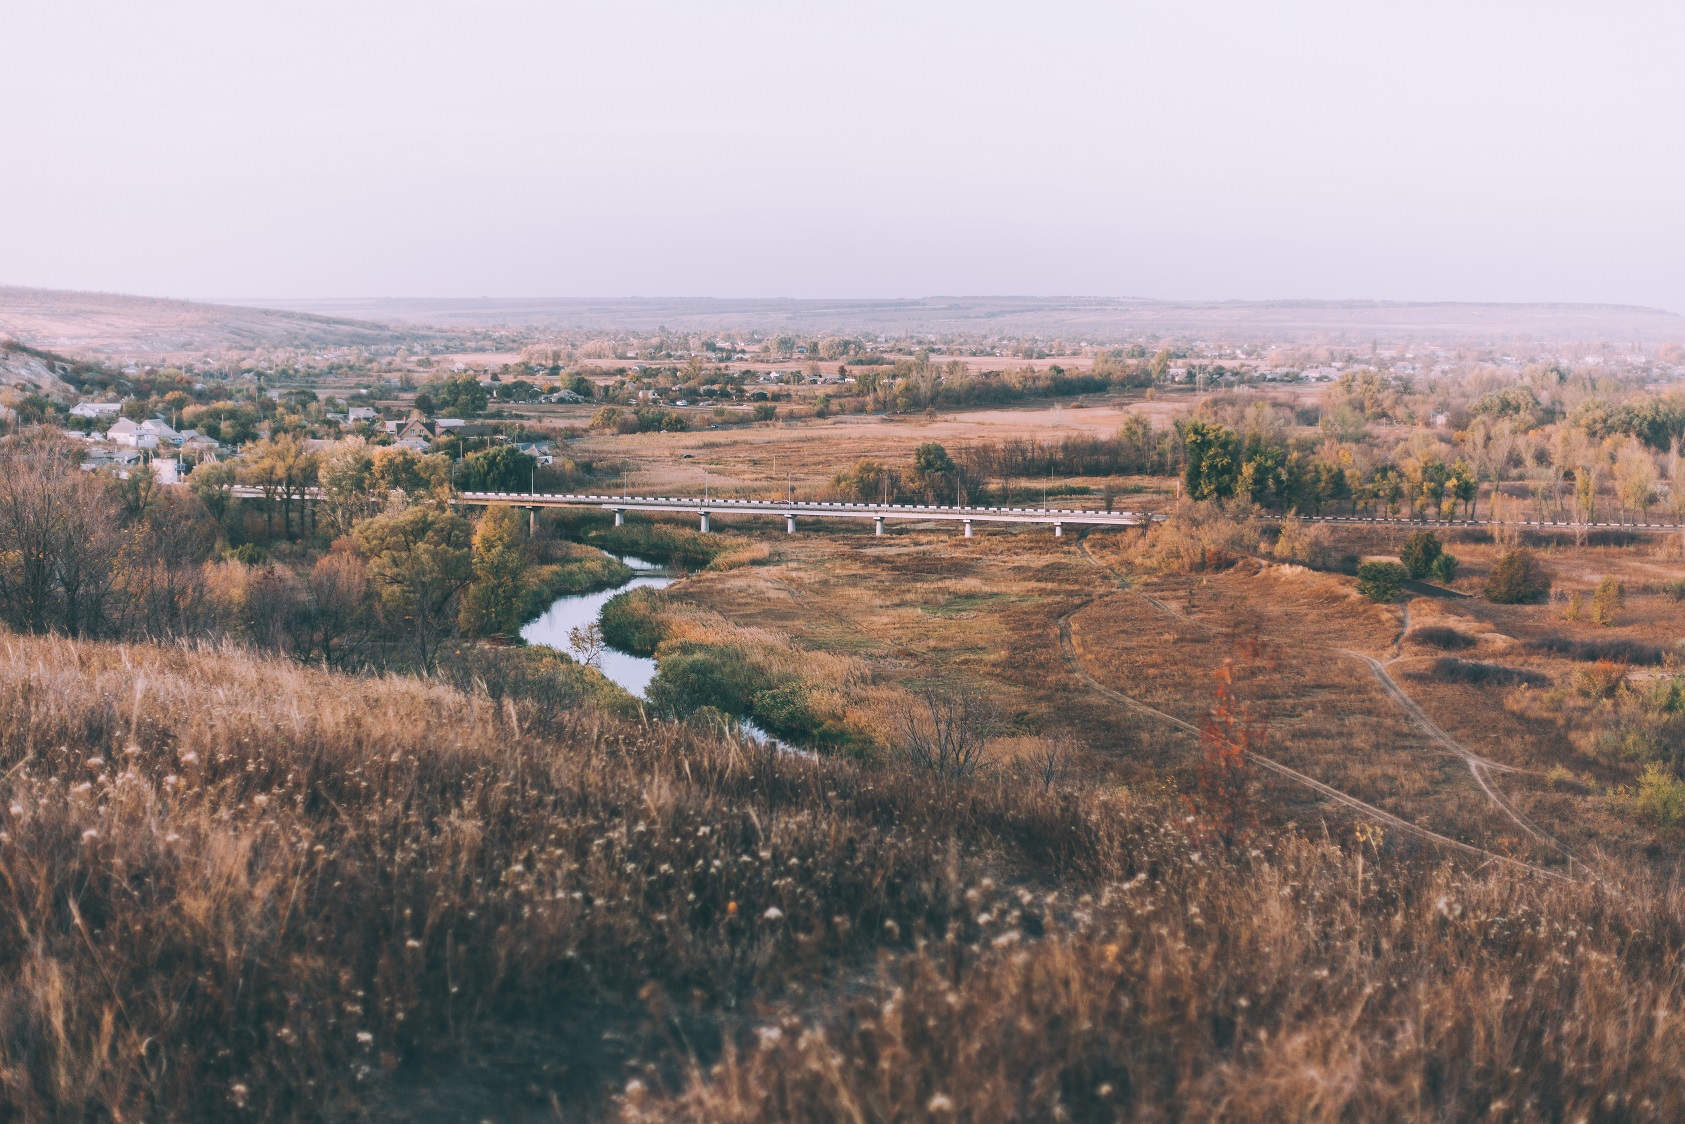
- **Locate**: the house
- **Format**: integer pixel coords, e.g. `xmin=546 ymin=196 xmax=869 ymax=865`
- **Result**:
xmin=181 ymin=433 xmax=222 ymax=460
xmin=69 ymin=402 xmax=123 ymax=419
xmin=347 ymin=406 xmax=378 ymax=423
xmin=107 ymin=418 xmax=158 ymax=449
xmin=138 ymin=418 xmax=181 ymax=445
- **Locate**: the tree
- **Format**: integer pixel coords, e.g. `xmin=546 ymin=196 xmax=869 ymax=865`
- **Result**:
xmin=455 ymin=445 xmax=538 ymax=493
xmin=1182 ymin=420 xmax=1241 ymax=501
xmin=459 ymin=506 xmax=531 ymax=637
xmin=911 ymin=442 xmax=955 ymax=502
xmin=1589 ymin=575 xmax=1625 ymax=626
xmin=317 ymin=445 xmax=379 ymax=538
xmin=0 ymin=436 xmax=123 ymax=637
xmin=1399 ymin=531 xmax=1443 ymax=580
xmin=189 ymin=460 xmax=237 ymax=523
xmin=353 ymin=506 xmax=472 ymax=671
xmin=244 ymin=434 xmax=319 ymax=538
xmin=1613 ymin=438 xmax=1657 ymax=523
xmin=1356 ymin=561 xmax=1407 ymax=602
xmin=895 ymin=688 xmax=995 ymax=781
xmin=1185 ymin=660 xmax=1259 ymax=850
xmin=1484 ymin=549 xmax=1550 ymax=604
xmin=370 ymin=446 xmax=452 ymax=508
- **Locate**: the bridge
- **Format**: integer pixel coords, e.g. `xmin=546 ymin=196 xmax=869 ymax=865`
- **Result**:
xmin=225 ymin=485 xmax=1685 ymax=538
xmin=450 ymin=491 xmax=1153 ymax=536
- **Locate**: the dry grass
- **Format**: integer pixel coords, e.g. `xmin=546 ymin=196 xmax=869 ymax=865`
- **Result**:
xmin=3 ymin=631 xmax=1685 ymax=1118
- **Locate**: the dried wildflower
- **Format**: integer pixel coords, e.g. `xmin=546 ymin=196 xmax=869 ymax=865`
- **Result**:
xmin=763 ymin=906 xmax=784 ymax=921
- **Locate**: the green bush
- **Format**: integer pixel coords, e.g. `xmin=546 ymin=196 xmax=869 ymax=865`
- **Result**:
xmin=1430 ymin=552 xmax=1459 ymax=584
xmin=1399 ymin=531 xmax=1442 ymax=580
xmin=1484 ymin=549 xmax=1550 ymax=604
xmin=1631 ymin=763 xmax=1685 ymax=828
xmin=647 ymin=643 xmax=770 ymax=718
xmin=599 ymin=587 xmax=667 ymax=655
xmin=1356 ymin=561 xmax=1407 ymax=602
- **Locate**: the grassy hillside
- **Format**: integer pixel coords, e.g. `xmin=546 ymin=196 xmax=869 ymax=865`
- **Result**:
xmin=1 ymin=634 xmax=1683 ymax=1120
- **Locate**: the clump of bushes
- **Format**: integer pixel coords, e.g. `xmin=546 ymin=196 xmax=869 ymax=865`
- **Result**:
xmin=1404 ymin=658 xmax=1549 ymax=688
xmin=1484 ymin=549 xmax=1550 ymax=604
xmin=648 ymin=640 xmax=868 ymax=752
xmin=1270 ymin=517 xmax=1339 ymax=569
xmin=1400 ymin=531 xmax=1459 ymax=584
xmin=1628 ymin=763 xmax=1685 ymax=827
xmin=1356 ymin=560 xmax=1407 ymax=602
xmin=600 ymin=586 xmax=667 ymax=655
xmin=1527 ymin=635 xmax=1666 ymax=665
xmin=1130 ymin=499 xmax=1261 ymax=574
xmin=1409 ymin=625 xmax=1476 ymax=651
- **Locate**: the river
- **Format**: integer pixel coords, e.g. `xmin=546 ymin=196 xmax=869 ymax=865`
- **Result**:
xmin=519 ymin=553 xmax=672 ymax=697
xmin=519 ymin=552 xmax=805 ymax=754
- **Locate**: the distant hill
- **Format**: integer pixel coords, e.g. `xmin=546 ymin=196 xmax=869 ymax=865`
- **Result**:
xmin=0 ymin=338 xmax=119 ymax=399
xmin=231 ymin=295 xmax=1685 ymax=344
xmin=0 ymin=286 xmax=428 ymax=362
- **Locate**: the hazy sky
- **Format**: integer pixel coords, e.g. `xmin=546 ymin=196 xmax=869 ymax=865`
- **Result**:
xmin=5 ymin=1 xmax=1682 ymax=310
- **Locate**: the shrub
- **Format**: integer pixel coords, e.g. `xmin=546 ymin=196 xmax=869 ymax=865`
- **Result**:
xmin=1590 ymin=575 xmax=1625 ymax=626
xmin=1484 ymin=549 xmax=1549 ymax=604
xmin=1400 ymin=531 xmax=1442 ymax=580
xmin=1270 ymin=517 xmax=1338 ymax=569
xmin=1630 ymin=763 xmax=1685 ymax=827
xmin=1404 ymin=658 xmax=1549 ymax=688
xmin=1430 ymin=552 xmax=1459 ymax=584
xmin=1573 ymin=659 xmax=1629 ymax=699
xmin=1526 ymin=636 xmax=1666 ymax=665
xmin=1356 ymin=561 xmax=1407 ymax=602
xmin=752 ymin=403 xmax=778 ymax=422
xmin=1410 ymin=625 xmax=1475 ymax=651
xmin=599 ymin=586 xmax=666 ymax=655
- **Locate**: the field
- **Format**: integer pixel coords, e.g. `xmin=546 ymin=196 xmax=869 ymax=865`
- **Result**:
xmin=12 ymin=322 xmax=1685 ymax=1118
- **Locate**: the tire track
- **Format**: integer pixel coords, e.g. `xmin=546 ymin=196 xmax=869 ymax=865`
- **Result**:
xmin=1055 ymin=604 xmax=1575 ymax=882
xmin=1339 ymin=647 xmax=1580 ymax=868
xmin=1075 ymin=537 xmax=1586 ymax=872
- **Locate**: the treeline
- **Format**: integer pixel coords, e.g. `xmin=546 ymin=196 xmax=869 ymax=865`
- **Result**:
xmin=0 ymin=436 xmax=610 ymax=675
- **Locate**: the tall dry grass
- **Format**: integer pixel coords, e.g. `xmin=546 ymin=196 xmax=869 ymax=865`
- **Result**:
xmin=0 ymin=632 xmax=1104 ymax=1119
xmin=2 ymin=631 xmax=1685 ymax=1119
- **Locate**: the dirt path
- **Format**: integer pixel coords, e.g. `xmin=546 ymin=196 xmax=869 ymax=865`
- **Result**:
xmin=1055 ymin=603 xmax=1575 ymax=882
xmin=1340 ymin=646 xmax=1581 ymax=867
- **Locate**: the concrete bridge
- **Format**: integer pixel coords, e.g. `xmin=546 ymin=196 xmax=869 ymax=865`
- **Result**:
xmin=225 ymin=485 xmax=1685 ymax=538
xmin=451 ymin=492 xmax=1154 ymax=536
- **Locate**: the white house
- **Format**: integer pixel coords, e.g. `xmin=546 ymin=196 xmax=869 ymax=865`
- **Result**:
xmin=347 ymin=406 xmax=378 ymax=423
xmin=139 ymin=418 xmax=181 ymax=445
xmin=107 ymin=418 xmax=158 ymax=449
xmin=69 ymin=402 xmax=123 ymax=419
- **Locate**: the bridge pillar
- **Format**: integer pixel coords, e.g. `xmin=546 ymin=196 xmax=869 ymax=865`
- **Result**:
xmin=963 ymin=518 xmax=973 ymax=538
xmin=614 ymin=508 xmax=625 ymax=527
xmin=528 ymin=507 xmax=537 ymax=537
xmin=874 ymin=515 xmax=885 ymax=536
xmin=700 ymin=511 xmax=711 ymax=533
xmin=1053 ymin=521 xmax=1063 ymax=538
xmin=785 ymin=513 xmax=796 ymax=534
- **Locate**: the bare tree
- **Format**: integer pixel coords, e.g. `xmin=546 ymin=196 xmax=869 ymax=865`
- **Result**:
xmin=896 ymin=688 xmax=996 ymax=781
xmin=0 ymin=437 xmax=124 ymax=637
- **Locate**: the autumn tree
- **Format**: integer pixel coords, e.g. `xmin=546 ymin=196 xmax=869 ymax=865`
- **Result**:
xmin=353 ymin=506 xmax=472 ymax=671
xmin=459 ymin=505 xmax=532 ymax=638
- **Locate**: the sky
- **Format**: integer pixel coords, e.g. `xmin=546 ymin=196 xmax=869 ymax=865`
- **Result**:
xmin=3 ymin=1 xmax=1682 ymax=311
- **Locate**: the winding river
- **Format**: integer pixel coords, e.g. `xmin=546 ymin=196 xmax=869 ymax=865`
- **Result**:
xmin=519 ymin=553 xmax=671 ymax=697
xmin=520 ymin=551 xmax=805 ymax=754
